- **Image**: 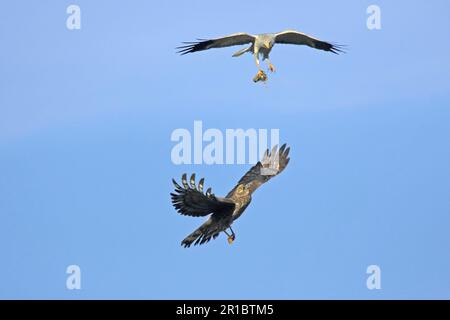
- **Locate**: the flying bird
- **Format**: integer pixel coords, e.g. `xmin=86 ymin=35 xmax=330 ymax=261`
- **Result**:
xmin=177 ymin=30 xmax=344 ymax=82
xmin=171 ymin=144 xmax=290 ymax=248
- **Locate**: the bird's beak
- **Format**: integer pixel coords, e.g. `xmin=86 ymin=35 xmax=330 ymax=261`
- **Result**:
xmin=265 ymin=43 xmax=271 ymax=49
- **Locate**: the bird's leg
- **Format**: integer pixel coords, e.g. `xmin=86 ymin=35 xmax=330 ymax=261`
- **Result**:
xmin=224 ymin=227 xmax=236 ymax=245
xmin=254 ymin=51 xmax=261 ymax=71
xmin=265 ymin=58 xmax=276 ymax=73
xmin=229 ymin=227 xmax=236 ymax=240
xmin=223 ymin=229 xmax=234 ymax=245
xmin=228 ymin=227 xmax=236 ymax=244
xmin=253 ymin=52 xmax=267 ymax=83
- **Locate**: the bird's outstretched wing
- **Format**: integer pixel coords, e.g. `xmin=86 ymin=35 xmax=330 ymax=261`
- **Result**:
xmin=232 ymin=144 xmax=290 ymax=195
xmin=177 ymin=33 xmax=255 ymax=55
xmin=171 ymin=173 xmax=235 ymax=217
xmin=274 ymin=30 xmax=345 ymax=54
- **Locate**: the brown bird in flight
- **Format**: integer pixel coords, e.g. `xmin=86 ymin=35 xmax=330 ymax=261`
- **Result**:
xmin=171 ymin=144 xmax=290 ymax=247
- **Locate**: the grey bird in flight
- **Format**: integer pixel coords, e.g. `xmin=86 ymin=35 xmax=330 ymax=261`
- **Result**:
xmin=171 ymin=144 xmax=290 ymax=248
xmin=177 ymin=30 xmax=344 ymax=82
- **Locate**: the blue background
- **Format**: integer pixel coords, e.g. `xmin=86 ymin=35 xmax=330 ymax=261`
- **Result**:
xmin=0 ymin=0 xmax=449 ymax=299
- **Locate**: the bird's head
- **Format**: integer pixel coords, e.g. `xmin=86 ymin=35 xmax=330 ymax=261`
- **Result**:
xmin=236 ymin=184 xmax=250 ymax=196
xmin=264 ymin=41 xmax=273 ymax=49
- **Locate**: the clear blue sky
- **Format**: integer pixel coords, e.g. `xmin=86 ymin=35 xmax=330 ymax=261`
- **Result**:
xmin=1 ymin=0 xmax=449 ymax=299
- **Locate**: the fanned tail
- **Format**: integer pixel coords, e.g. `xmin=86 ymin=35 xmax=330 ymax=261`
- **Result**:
xmin=181 ymin=219 xmax=221 ymax=248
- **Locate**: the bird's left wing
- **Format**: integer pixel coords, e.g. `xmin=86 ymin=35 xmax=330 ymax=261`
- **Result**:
xmin=171 ymin=173 xmax=235 ymax=217
xmin=233 ymin=144 xmax=290 ymax=195
xmin=177 ymin=33 xmax=255 ymax=55
xmin=274 ymin=30 xmax=345 ymax=54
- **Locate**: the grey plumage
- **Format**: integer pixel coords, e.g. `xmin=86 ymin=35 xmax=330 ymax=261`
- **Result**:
xmin=177 ymin=30 xmax=344 ymax=81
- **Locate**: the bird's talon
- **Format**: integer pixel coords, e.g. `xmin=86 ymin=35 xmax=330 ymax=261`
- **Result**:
xmin=253 ymin=70 xmax=268 ymax=83
xmin=269 ymin=64 xmax=276 ymax=73
xmin=227 ymin=236 xmax=234 ymax=245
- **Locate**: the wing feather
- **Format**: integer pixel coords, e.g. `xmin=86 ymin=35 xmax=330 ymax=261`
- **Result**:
xmin=171 ymin=174 xmax=235 ymax=217
xmin=177 ymin=33 xmax=255 ymax=55
xmin=274 ymin=30 xmax=345 ymax=54
xmin=231 ymin=144 xmax=291 ymax=195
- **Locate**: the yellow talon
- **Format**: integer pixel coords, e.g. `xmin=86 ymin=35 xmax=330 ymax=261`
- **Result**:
xmin=253 ymin=70 xmax=268 ymax=83
xmin=227 ymin=236 xmax=234 ymax=244
xmin=269 ymin=63 xmax=276 ymax=73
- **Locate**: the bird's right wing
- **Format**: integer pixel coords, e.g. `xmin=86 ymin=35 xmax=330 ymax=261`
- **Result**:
xmin=233 ymin=144 xmax=290 ymax=195
xmin=177 ymin=33 xmax=255 ymax=55
xmin=171 ymin=174 xmax=235 ymax=217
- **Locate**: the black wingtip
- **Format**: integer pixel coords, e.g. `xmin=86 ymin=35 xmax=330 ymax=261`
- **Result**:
xmin=176 ymin=39 xmax=214 ymax=55
xmin=329 ymin=43 xmax=347 ymax=54
xmin=284 ymin=147 xmax=291 ymax=157
xmin=181 ymin=241 xmax=191 ymax=248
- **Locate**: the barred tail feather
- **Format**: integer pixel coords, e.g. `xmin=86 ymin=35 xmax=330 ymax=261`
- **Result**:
xmin=181 ymin=219 xmax=221 ymax=248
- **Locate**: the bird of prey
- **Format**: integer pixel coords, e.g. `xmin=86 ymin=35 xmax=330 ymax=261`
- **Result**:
xmin=177 ymin=30 xmax=344 ymax=82
xmin=171 ymin=144 xmax=290 ymax=248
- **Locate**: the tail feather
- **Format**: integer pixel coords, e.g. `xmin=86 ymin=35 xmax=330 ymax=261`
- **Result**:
xmin=181 ymin=219 xmax=220 ymax=248
xmin=232 ymin=45 xmax=252 ymax=57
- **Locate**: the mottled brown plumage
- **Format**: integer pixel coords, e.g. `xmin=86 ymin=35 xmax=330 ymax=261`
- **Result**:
xmin=170 ymin=144 xmax=290 ymax=247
